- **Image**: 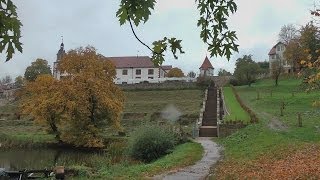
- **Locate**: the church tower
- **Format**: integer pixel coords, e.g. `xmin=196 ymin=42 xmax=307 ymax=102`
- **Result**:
xmin=53 ymin=40 xmax=65 ymax=80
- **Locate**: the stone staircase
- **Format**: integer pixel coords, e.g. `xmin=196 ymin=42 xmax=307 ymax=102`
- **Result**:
xmin=199 ymin=85 xmax=218 ymax=137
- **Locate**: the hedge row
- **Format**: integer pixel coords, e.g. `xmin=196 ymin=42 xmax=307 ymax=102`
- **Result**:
xmin=230 ymin=86 xmax=259 ymax=123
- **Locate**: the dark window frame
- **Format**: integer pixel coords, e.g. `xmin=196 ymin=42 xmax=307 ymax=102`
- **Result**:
xmin=136 ymin=69 xmax=141 ymax=75
xmin=148 ymin=69 xmax=154 ymax=75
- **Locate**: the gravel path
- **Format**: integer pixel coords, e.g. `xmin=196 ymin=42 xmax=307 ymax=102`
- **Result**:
xmin=153 ymin=137 xmax=222 ymax=180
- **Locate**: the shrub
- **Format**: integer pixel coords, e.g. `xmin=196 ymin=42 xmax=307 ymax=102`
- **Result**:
xmin=128 ymin=125 xmax=175 ymax=163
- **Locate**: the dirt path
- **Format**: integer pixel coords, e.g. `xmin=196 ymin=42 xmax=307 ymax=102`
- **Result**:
xmin=153 ymin=137 xmax=222 ymax=180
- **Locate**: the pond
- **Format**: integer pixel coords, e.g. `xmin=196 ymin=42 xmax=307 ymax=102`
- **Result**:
xmin=0 ymin=148 xmax=108 ymax=171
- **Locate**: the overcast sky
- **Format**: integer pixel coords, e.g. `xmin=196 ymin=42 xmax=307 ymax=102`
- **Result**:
xmin=0 ymin=0 xmax=314 ymax=78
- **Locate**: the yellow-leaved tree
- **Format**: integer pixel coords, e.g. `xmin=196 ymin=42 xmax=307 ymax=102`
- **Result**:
xmin=166 ymin=67 xmax=184 ymax=77
xmin=21 ymin=46 xmax=124 ymax=148
xmin=57 ymin=46 xmax=124 ymax=147
xmin=20 ymin=74 xmax=65 ymax=141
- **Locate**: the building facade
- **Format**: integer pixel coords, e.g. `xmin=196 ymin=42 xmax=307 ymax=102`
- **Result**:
xmin=108 ymin=56 xmax=163 ymax=84
xmin=199 ymin=56 xmax=214 ymax=77
xmin=268 ymin=42 xmax=292 ymax=74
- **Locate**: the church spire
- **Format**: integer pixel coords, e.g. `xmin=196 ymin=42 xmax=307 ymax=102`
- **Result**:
xmin=57 ymin=36 xmax=65 ymax=61
xmin=60 ymin=36 xmax=64 ymax=49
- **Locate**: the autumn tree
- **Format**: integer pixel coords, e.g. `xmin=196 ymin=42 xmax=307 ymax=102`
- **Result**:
xmin=24 ymin=58 xmax=52 ymax=82
xmin=21 ymin=46 xmax=124 ymax=147
xmin=218 ymin=68 xmax=232 ymax=76
xmin=20 ymin=75 xmax=65 ymax=141
xmin=233 ymin=55 xmax=260 ymax=86
xmin=187 ymin=71 xmax=196 ymax=78
xmin=57 ymin=46 xmax=124 ymax=147
xmin=283 ymin=38 xmax=307 ymax=73
xmin=0 ymin=0 xmax=23 ymax=62
xmin=278 ymin=24 xmax=298 ymax=45
xmin=299 ymin=23 xmax=320 ymax=63
xmin=167 ymin=67 xmax=185 ymax=77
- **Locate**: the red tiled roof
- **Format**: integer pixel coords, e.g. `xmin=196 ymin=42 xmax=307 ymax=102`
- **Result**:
xmin=199 ymin=56 xmax=214 ymax=70
xmin=107 ymin=56 xmax=155 ymax=68
xmin=268 ymin=42 xmax=286 ymax=55
xmin=268 ymin=47 xmax=276 ymax=55
xmin=161 ymin=65 xmax=172 ymax=71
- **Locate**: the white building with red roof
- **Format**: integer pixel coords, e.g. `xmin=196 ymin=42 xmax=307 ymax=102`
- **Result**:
xmin=108 ymin=56 xmax=166 ymax=84
xmin=268 ymin=42 xmax=292 ymax=74
xmin=199 ymin=56 xmax=214 ymax=77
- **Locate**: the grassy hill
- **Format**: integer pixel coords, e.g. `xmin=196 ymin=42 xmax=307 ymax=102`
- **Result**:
xmin=214 ymin=78 xmax=320 ymax=179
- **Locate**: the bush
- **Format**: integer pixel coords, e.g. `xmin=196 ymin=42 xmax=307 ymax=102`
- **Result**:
xmin=128 ymin=125 xmax=175 ymax=163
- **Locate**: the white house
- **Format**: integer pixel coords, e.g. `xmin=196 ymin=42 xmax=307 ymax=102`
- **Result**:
xmin=108 ymin=56 xmax=164 ymax=84
xmin=268 ymin=42 xmax=292 ymax=74
xmin=199 ymin=56 xmax=214 ymax=77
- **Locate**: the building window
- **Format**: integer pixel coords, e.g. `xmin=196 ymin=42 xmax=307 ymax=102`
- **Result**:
xmin=122 ymin=69 xmax=128 ymax=75
xmin=281 ymin=45 xmax=284 ymax=51
xmin=148 ymin=69 xmax=154 ymax=75
xmin=136 ymin=69 xmax=141 ymax=75
xmin=148 ymin=77 xmax=154 ymax=79
xmin=135 ymin=77 xmax=141 ymax=79
xmin=277 ymin=46 xmax=280 ymax=51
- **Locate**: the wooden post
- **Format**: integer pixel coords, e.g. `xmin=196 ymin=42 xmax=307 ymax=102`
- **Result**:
xmin=270 ymin=90 xmax=273 ymax=97
xmin=298 ymin=113 xmax=302 ymax=127
xmin=256 ymin=91 xmax=260 ymax=100
xmin=280 ymin=100 xmax=286 ymax=116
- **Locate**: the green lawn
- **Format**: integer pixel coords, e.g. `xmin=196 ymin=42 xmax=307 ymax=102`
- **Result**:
xmin=213 ymin=77 xmax=320 ymax=178
xmin=222 ymin=87 xmax=250 ymax=123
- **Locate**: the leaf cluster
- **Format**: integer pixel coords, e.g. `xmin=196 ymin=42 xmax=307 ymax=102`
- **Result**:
xmin=0 ymin=0 xmax=22 ymax=61
xmin=196 ymin=0 xmax=239 ymax=60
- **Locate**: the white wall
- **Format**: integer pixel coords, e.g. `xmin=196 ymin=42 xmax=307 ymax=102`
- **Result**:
xmin=115 ymin=67 xmax=160 ymax=82
xmin=200 ymin=68 xmax=214 ymax=77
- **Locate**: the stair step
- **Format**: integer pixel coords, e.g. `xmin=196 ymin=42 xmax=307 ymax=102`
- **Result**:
xmin=202 ymin=121 xmax=217 ymax=126
xmin=199 ymin=126 xmax=218 ymax=137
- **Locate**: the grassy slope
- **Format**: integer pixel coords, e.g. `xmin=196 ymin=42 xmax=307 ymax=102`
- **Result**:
xmin=215 ymin=78 xmax=320 ymax=178
xmin=124 ymin=89 xmax=202 ymax=115
xmin=223 ymin=87 xmax=250 ymax=122
xmin=0 ymin=89 xmax=203 ymax=141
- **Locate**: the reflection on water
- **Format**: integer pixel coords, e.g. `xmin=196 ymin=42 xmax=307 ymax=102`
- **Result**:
xmin=0 ymin=148 xmax=106 ymax=170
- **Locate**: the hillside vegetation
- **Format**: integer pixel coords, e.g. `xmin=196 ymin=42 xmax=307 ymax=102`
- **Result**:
xmin=214 ymin=78 xmax=320 ymax=179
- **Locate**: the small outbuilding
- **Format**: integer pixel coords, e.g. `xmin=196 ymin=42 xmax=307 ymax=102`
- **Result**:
xmin=199 ymin=56 xmax=214 ymax=77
